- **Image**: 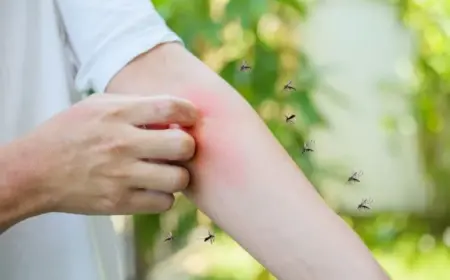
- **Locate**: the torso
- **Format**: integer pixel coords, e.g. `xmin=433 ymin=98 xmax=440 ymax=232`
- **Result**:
xmin=0 ymin=1 xmax=122 ymax=279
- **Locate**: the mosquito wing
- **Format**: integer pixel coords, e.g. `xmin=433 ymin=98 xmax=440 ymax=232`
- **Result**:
xmin=164 ymin=232 xmax=173 ymax=241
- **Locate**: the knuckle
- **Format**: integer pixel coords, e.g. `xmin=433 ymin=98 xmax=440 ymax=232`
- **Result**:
xmin=104 ymin=136 xmax=130 ymax=155
xmin=160 ymin=98 xmax=180 ymax=119
xmin=97 ymin=189 xmax=125 ymax=213
xmin=106 ymin=105 xmax=126 ymax=120
xmin=69 ymin=100 xmax=100 ymax=120
xmin=105 ymin=166 xmax=130 ymax=181
xmin=97 ymin=197 xmax=116 ymax=213
xmin=82 ymin=96 xmax=120 ymax=119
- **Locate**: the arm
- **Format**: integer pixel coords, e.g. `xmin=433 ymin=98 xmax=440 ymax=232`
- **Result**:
xmin=106 ymin=43 xmax=389 ymax=280
xmin=0 ymin=138 xmax=49 ymax=232
xmin=0 ymin=93 xmax=198 ymax=233
xmin=55 ymin=0 xmax=387 ymax=277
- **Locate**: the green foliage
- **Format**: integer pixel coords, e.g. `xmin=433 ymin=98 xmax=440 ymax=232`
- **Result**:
xmin=398 ymin=0 xmax=450 ymax=214
xmin=134 ymin=0 xmax=450 ymax=279
xmin=346 ymin=1 xmax=450 ymax=279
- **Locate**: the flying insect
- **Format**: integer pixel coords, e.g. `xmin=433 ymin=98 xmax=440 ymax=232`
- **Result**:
xmin=285 ymin=114 xmax=296 ymax=123
xmin=357 ymin=198 xmax=372 ymax=211
xmin=347 ymin=170 xmax=363 ymax=184
xmin=203 ymin=231 xmax=215 ymax=244
xmin=283 ymin=80 xmax=296 ymax=91
xmin=302 ymin=140 xmax=315 ymax=154
xmin=239 ymin=60 xmax=252 ymax=72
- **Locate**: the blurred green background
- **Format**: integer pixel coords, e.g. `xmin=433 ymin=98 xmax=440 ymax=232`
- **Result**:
xmin=121 ymin=0 xmax=450 ymax=279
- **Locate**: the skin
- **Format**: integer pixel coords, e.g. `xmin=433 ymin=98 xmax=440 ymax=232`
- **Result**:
xmin=0 ymin=138 xmax=47 ymax=231
xmin=106 ymin=42 xmax=390 ymax=280
xmin=0 ymin=94 xmax=199 ymax=232
xmin=0 ymin=41 xmax=389 ymax=279
xmin=181 ymin=87 xmax=251 ymax=187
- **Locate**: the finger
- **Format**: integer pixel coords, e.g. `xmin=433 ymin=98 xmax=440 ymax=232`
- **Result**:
xmin=124 ymin=161 xmax=190 ymax=193
xmin=117 ymin=95 xmax=198 ymax=127
xmin=137 ymin=124 xmax=170 ymax=130
xmin=119 ymin=190 xmax=175 ymax=214
xmin=125 ymin=127 xmax=196 ymax=161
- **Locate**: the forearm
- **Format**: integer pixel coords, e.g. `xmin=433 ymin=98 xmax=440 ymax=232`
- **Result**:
xmin=0 ymin=138 xmax=49 ymax=232
xmin=107 ymin=43 xmax=389 ymax=280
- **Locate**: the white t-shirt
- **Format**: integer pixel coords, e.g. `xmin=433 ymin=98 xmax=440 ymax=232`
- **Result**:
xmin=0 ymin=1 xmax=181 ymax=279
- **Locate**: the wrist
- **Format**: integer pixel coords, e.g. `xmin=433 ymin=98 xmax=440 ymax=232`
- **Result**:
xmin=0 ymin=137 xmax=54 ymax=228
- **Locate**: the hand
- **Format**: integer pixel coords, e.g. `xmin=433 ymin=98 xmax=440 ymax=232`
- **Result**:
xmin=24 ymin=93 xmax=197 ymax=215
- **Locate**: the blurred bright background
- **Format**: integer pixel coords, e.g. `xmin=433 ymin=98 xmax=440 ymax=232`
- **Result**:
xmin=109 ymin=0 xmax=450 ymax=279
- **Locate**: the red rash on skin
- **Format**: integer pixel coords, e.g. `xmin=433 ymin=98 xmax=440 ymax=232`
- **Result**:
xmin=180 ymin=88 xmax=248 ymax=188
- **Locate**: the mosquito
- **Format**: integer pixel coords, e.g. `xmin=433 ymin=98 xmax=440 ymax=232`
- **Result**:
xmin=163 ymin=232 xmax=174 ymax=242
xmin=285 ymin=114 xmax=296 ymax=123
xmin=283 ymin=80 xmax=296 ymax=91
xmin=357 ymin=198 xmax=373 ymax=211
xmin=203 ymin=230 xmax=215 ymax=244
xmin=347 ymin=170 xmax=363 ymax=184
xmin=302 ymin=140 xmax=315 ymax=154
xmin=239 ymin=60 xmax=252 ymax=72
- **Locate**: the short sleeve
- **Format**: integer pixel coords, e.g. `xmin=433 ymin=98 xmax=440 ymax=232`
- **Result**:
xmin=55 ymin=0 xmax=183 ymax=92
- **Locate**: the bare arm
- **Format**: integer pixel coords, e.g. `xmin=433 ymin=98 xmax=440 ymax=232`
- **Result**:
xmin=0 ymin=93 xmax=198 ymax=233
xmin=0 ymin=138 xmax=49 ymax=232
xmin=107 ymin=43 xmax=389 ymax=280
